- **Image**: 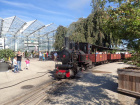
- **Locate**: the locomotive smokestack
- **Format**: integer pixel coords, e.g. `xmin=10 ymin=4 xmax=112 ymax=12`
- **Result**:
xmin=64 ymin=37 xmax=69 ymax=49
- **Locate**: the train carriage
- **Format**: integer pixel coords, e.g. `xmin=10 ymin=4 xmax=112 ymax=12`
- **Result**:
xmin=107 ymin=54 xmax=121 ymax=61
xmin=121 ymin=54 xmax=131 ymax=59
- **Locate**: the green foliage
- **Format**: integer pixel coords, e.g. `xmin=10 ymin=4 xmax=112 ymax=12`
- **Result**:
xmin=0 ymin=49 xmax=15 ymax=62
xmin=25 ymin=51 xmax=31 ymax=58
xmin=124 ymin=53 xmax=140 ymax=67
xmin=66 ymin=0 xmax=121 ymax=47
xmin=53 ymin=26 xmax=67 ymax=50
xmin=105 ymin=0 xmax=140 ymax=51
xmin=123 ymin=60 xmax=127 ymax=63
xmin=105 ymin=0 xmax=140 ymax=66
xmin=54 ymin=0 xmax=139 ymax=56
xmin=68 ymin=18 xmax=86 ymax=43
xmin=137 ymin=63 xmax=140 ymax=67
xmin=109 ymin=50 xmax=117 ymax=54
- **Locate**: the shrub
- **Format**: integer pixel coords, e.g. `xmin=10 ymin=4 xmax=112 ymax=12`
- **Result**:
xmin=0 ymin=49 xmax=15 ymax=62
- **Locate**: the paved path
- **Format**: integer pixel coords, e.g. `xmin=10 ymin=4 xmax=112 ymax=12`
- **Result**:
xmin=0 ymin=58 xmax=56 ymax=104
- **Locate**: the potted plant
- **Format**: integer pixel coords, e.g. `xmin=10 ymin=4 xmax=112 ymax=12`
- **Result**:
xmin=0 ymin=49 xmax=15 ymax=71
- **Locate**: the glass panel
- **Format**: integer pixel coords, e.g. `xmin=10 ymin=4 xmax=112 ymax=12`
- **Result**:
xmin=2 ymin=16 xmax=15 ymax=35
xmin=22 ymin=20 xmax=44 ymax=36
xmin=8 ymin=17 xmax=25 ymax=35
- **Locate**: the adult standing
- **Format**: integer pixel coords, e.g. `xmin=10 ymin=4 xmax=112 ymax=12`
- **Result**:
xmin=17 ymin=51 xmax=22 ymax=71
xmin=39 ymin=51 xmax=42 ymax=61
xmin=46 ymin=51 xmax=48 ymax=60
xmin=54 ymin=52 xmax=57 ymax=61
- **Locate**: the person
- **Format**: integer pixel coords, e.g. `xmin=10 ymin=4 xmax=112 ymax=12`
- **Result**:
xmin=13 ymin=56 xmax=18 ymax=73
xmin=17 ymin=51 xmax=22 ymax=71
xmin=39 ymin=51 xmax=42 ymax=61
xmin=25 ymin=58 xmax=30 ymax=70
xmin=46 ymin=51 xmax=48 ymax=60
xmin=33 ymin=51 xmax=35 ymax=58
xmin=96 ymin=51 xmax=99 ymax=54
xmin=22 ymin=52 xmax=24 ymax=58
xmin=31 ymin=53 xmax=33 ymax=58
xmin=54 ymin=52 xmax=57 ymax=61
xmin=43 ymin=53 xmax=45 ymax=61
xmin=99 ymin=52 xmax=102 ymax=54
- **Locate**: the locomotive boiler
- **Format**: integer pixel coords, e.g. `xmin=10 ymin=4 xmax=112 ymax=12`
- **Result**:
xmin=55 ymin=48 xmax=79 ymax=79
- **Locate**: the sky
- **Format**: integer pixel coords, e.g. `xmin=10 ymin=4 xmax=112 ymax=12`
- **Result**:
xmin=0 ymin=0 xmax=92 ymax=27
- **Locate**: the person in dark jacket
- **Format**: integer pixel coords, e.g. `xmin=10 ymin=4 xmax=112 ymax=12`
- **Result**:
xmin=17 ymin=51 xmax=22 ymax=71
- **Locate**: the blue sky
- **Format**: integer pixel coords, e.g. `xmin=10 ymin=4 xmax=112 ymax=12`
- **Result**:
xmin=0 ymin=0 xmax=92 ymax=27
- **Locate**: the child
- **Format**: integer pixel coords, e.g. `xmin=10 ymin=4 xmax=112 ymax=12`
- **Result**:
xmin=43 ymin=53 xmax=45 ymax=61
xmin=25 ymin=58 xmax=30 ymax=70
xmin=13 ymin=56 xmax=18 ymax=73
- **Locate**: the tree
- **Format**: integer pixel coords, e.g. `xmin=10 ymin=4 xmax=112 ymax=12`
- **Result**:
xmin=106 ymin=0 xmax=140 ymax=51
xmin=69 ymin=18 xmax=86 ymax=43
xmin=53 ymin=26 xmax=67 ymax=50
xmin=54 ymin=0 xmax=124 ymax=49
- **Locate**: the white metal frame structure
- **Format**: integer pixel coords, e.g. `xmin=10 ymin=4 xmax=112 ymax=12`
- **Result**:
xmin=0 ymin=16 xmax=57 ymax=52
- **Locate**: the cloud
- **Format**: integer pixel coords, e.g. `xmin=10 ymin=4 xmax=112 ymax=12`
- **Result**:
xmin=30 ymin=14 xmax=76 ymax=25
xmin=0 ymin=9 xmax=34 ymax=21
xmin=0 ymin=9 xmax=76 ymax=26
xmin=0 ymin=0 xmax=91 ymax=26
xmin=0 ymin=0 xmax=75 ymax=18
xmin=57 ymin=0 xmax=91 ymax=10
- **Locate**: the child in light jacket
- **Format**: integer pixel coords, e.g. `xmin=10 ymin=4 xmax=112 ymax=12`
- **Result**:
xmin=13 ymin=56 xmax=18 ymax=73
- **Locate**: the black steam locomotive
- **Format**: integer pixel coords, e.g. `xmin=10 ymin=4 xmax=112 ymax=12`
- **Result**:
xmin=55 ymin=38 xmax=92 ymax=79
xmin=54 ymin=37 xmax=132 ymax=79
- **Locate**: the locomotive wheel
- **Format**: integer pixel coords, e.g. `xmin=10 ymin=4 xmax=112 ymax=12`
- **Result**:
xmin=101 ymin=62 xmax=103 ymax=65
xmin=54 ymin=73 xmax=61 ymax=80
xmin=88 ymin=65 xmax=93 ymax=69
xmin=106 ymin=61 xmax=109 ymax=63
xmin=84 ymin=65 xmax=88 ymax=71
xmin=70 ymin=75 xmax=75 ymax=79
xmin=74 ymin=70 xmax=77 ymax=75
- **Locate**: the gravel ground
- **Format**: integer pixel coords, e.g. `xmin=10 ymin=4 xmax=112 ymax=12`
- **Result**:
xmin=40 ymin=62 xmax=140 ymax=105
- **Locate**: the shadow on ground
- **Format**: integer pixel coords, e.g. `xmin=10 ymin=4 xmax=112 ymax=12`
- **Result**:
xmin=43 ymin=73 xmax=122 ymax=105
xmin=47 ymin=69 xmax=56 ymax=79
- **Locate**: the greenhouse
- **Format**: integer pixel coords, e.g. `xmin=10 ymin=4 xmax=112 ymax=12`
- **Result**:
xmin=0 ymin=16 xmax=57 ymax=52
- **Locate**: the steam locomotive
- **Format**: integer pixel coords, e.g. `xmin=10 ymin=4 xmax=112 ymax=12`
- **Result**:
xmin=55 ymin=37 xmax=132 ymax=79
xmin=55 ymin=39 xmax=92 ymax=79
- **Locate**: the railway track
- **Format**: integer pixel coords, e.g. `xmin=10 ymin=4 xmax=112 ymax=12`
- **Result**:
xmin=3 ymin=79 xmax=68 ymax=105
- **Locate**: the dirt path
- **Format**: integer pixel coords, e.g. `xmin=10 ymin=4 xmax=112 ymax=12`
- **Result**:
xmin=40 ymin=62 xmax=140 ymax=105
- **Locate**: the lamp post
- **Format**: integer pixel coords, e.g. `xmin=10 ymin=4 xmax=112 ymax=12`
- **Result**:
xmin=4 ymin=37 xmax=5 ymax=49
xmin=27 ymin=36 xmax=29 ymax=50
xmin=48 ymin=37 xmax=49 ymax=52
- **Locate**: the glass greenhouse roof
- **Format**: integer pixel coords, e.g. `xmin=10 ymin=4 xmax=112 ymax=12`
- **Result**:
xmin=0 ymin=16 xmax=57 ymax=38
xmin=0 ymin=16 xmax=57 ymax=51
